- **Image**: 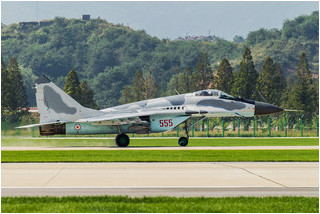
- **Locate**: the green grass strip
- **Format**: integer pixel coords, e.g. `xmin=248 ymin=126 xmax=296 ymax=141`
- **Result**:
xmin=2 ymin=196 xmax=319 ymax=213
xmin=1 ymin=137 xmax=319 ymax=147
xmin=2 ymin=150 xmax=318 ymax=162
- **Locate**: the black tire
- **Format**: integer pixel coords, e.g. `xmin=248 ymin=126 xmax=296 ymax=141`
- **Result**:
xmin=178 ymin=137 xmax=188 ymax=146
xmin=115 ymin=133 xmax=130 ymax=147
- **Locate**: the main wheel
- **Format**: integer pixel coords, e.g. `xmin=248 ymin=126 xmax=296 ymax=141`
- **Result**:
xmin=115 ymin=133 xmax=130 ymax=147
xmin=178 ymin=137 xmax=188 ymax=146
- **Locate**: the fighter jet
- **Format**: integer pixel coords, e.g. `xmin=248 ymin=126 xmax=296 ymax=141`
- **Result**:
xmin=18 ymin=75 xmax=283 ymax=147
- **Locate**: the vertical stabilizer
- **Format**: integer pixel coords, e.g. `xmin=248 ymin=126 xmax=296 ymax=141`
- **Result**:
xmin=35 ymin=75 xmax=103 ymax=123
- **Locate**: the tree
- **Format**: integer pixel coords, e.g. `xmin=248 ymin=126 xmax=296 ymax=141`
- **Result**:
xmin=284 ymin=52 xmax=317 ymax=122
xmin=145 ymin=68 xmax=158 ymax=99
xmin=63 ymin=69 xmax=82 ymax=102
xmin=255 ymin=56 xmax=285 ymax=105
xmin=131 ymin=69 xmax=145 ymax=102
xmin=213 ymin=58 xmax=233 ymax=94
xmin=233 ymin=35 xmax=244 ymax=43
xmin=79 ymin=80 xmax=98 ymax=109
xmin=119 ymin=85 xmax=133 ymax=104
xmin=6 ymin=57 xmax=28 ymax=110
xmin=1 ymin=58 xmax=10 ymax=109
xmin=231 ymin=47 xmax=258 ymax=99
xmin=166 ymin=66 xmax=194 ymax=95
xmin=194 ymin=52 xmax=212 ymax=90
xmin=174 ymin=66 xmax=180 ymax=93
xmin=179 ymin=67 xmax=192 ymax=93
xmin=1 ymin=57 xmax=28 ymax=121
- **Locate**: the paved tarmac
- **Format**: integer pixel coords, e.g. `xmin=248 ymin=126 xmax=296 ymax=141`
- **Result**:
xmin=2 ymin=145 xmax=319 ymax=151
xmin=2 ymin=162 xmax=318 ymax=197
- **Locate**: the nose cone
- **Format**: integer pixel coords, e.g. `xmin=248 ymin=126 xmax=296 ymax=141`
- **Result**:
xmin=255 ymin=101 xmax=283 ymax=115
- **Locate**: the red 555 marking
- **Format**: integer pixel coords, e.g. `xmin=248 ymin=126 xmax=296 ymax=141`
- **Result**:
xmin=159 ymin=119 xmax=173 ymax=127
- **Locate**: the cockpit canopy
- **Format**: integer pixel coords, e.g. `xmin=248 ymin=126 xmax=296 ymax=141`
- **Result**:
xmin=194 ymin=89 xmax=233 ymax=99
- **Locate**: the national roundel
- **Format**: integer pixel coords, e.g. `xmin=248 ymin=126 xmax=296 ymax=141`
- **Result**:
xmin=74 ymin=124 xmax=81 ymax=130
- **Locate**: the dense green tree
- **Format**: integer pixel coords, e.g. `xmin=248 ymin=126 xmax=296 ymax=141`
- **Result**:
xmin=233 ymin=35 xmax=244 ymax=43
xmin=63 ymin=69 xmax=82 ymax=102
xmin=282 ymin=11 xmax=318 ymax=40
xmin=189 ymin=73 xmax=199 ymax=92
xmin=273 ymin=62 xmax=286 ymax=103
xmin=246 ymin=28 xmax=281 ymax=46
xmin=167 ymin=66 xmax=193 ymax=95
xmin=119 ymin=85 xmax=133 ymax=104
xmin=174 ymin=66 xmax=180 ymax=93
xmin=145 ymin=68 xmax=158 ymax=99
xmin=231 ymin=47 xmax=258 ymax=99
xmin=284 ymin=52 xmax=318 ymax=122
xmin=79 ymin=80 xmax=98 ymax=109
xmin=1 ymin=58 xmax=10 ymax=109
xmin=179 ymin=67 xmax=192 ymax=93
xmin=194 ymin=52 xmax=212 ymax=90
xmin=131 ymin=69 xmax=145 ymax=102
xmin=255 ymin=56 xmax=285 ymax=105
xmin=213 ymin=58 xmax=233 ymax=94
xmin=6 ymin=57 xmax=28 ymax=110
xmin=1 ymin=57 xmax=28 ymax=121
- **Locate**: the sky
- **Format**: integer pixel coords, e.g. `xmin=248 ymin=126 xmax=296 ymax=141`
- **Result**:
xmin=1 ymin=1 xmax=319 ymax=41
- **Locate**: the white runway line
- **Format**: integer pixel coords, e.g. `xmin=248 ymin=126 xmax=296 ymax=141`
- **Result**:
xmin=2 ymin=162 xmax=318 ymax=197
xmin=2 ymin=187 xmax=318 ymax=197
xmin=2 ymin=145 xmax=319 ymax=151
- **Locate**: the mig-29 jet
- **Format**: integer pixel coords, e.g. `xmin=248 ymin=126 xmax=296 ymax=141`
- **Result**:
xmin=18 ymin=75 xmax=283 ymax=147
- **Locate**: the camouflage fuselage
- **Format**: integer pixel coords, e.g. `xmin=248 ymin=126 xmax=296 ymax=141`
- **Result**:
xmin=101 ymin=93 xmax=255 ymax=118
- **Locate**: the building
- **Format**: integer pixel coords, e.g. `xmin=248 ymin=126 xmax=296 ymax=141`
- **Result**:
xmin=82 ymin=15 xmax=90 ymax=21
xmin=175 ymin=35 xmax=217 ymax=42
xmin=39 ymin=20 xmax=54 ymax=27
xmin=19 ymin=21 xmax=39 ymax=27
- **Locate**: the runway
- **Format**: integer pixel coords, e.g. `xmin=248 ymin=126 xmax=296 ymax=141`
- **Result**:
xmin=2 ymin=145 xmax=318 ymax=151
xmin=2 ymin=162 xmax=318 ymax=197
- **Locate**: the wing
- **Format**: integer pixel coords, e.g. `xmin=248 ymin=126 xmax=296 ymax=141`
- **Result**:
xmin=76 ymin=110 xmax=168 ymax=125
xmin=77 ymin=114 xmax=144 ymax=125
xmin=16 ymin=109 xmax=183 ymax=128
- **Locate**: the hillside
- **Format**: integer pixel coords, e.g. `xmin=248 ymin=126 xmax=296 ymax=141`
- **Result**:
xmin=1 ymin=11 xmax=318 ymax=108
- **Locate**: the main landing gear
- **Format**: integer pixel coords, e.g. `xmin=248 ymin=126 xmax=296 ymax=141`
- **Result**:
xmin=178 ymin=120 xmax=189 ymax=146
xmin=115 ymin=133 xmax=130 ymax=147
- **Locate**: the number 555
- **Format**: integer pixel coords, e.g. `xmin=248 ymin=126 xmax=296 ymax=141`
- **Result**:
xmin=159 ymin=119 xmax=173 ymax=127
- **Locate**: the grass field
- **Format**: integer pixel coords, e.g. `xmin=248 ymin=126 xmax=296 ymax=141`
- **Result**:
xmin=2 ymin=196 xmax=318 ymax=213
xmin=2 ymin=149 xmax=318 ymax=162
xmin=1 ymin=137 xmax=319 ymax=147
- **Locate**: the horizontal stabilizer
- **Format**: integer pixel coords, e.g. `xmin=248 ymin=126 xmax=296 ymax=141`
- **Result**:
xmin=16 ymin=121 xmax=68 ymax=129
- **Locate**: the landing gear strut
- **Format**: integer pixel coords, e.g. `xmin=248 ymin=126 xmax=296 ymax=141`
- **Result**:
xmin=178 ymin=120 xmax=189 ymax=146
xmin=115 ymin=133 xmax=130 ymax=147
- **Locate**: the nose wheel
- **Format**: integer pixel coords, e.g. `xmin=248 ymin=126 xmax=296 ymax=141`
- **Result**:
xmin=115 ymin=133 xmax=130 ymax=147
xmin=178 ymin=137 xmax=188 ymax=146
xmin=178 ymin=120 xmax=189 ymax=146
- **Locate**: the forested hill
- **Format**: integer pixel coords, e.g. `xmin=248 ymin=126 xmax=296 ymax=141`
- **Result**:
xmin=1 ymin=11 xmax=318 ymax=108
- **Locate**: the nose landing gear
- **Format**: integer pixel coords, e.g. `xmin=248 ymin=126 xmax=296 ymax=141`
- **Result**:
xmin=178 ymin=120 xmax=189 ymax=146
